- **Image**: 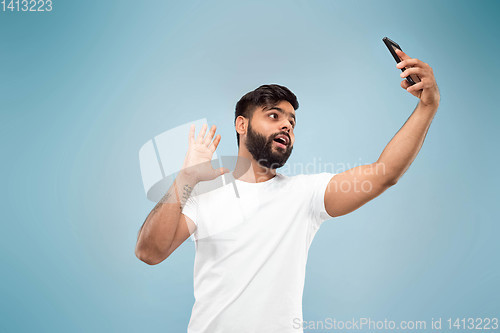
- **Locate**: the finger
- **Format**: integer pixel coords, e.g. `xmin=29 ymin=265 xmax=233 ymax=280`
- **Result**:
xmin=203 ymin=125 xmax=216 ymax=146
xmin=208 ymin=134 xmax=221 ymax=152
xmin=196 ymin=123 xmax=208 ymax=143
xmin=401 ymin=79 xmax=411 ymax=90
xmin=396 ymin=58 xmax=420 ymax=69
xmin=395 ymin=48 xmax=411 ymax=61
xmin=407 ymin=81 xmax=424 ymax=92
xmin=188 ymin=124 xmax=195 ymax=144
xmin=401 ymin=67 xmax=423 ymax=78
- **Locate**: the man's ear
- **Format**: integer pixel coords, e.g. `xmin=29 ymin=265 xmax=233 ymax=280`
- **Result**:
xmin=235 ymin=116 xmax=248 ymax=137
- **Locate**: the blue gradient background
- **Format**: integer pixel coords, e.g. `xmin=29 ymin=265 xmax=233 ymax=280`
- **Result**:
xmin=1 ymin=0 xmax=499 ymax=332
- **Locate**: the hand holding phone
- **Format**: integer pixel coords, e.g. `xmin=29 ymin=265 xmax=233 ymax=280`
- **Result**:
xmin=382 ymin=37 xmax=421 ymax=86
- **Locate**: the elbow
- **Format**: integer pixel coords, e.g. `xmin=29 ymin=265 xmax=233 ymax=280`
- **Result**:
xmin=135 ymin=247 xmax=162 ymax=266
xmin=373 ymin=162 xmax=399 ymax=187
xmin=384 ymin=177 xmax=398 ymax=187
xmin=378 ymin=169 xmax=399 ymax=187
xmin=138 ymin=256 xmax=159 ymax=266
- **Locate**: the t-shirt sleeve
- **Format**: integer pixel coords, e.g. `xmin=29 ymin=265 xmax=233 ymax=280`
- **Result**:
xmin=181 ymin=185 xmax=199 ymax=242
xmin=309 ymin=172 xmax=337 ymax=226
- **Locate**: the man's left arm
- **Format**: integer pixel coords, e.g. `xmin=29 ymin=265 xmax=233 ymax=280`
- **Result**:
xmin=325 ymin=48 xmax=440 ymax=218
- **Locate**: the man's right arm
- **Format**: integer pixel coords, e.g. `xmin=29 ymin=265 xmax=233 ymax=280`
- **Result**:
xmin=135 ymin=171 xmax=197 ymax=265
xmin=135 ymin=123 xmax=229 ymax=265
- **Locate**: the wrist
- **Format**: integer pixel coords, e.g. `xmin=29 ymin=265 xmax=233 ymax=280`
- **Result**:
xmin=177 ymin=170 xmax=199 ymax=187
xmin=418 ymin=99 xmax=439 ymax=114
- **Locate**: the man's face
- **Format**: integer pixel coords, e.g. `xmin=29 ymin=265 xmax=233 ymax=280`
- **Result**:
xmin=244 ymin=100 xmax=296 ymax=169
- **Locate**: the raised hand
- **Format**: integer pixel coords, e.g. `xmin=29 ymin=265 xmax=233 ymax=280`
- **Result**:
xmin=395 ymin=48 xmax=440 ymax=108
xmin=180 ymin=123 xmax=230 ymax=183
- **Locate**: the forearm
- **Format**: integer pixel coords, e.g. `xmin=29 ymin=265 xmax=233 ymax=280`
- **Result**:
xmin=135 ymin=172 xmax=197 ymax=262
xmin=377 ymin=101 xmax=438 ymax=184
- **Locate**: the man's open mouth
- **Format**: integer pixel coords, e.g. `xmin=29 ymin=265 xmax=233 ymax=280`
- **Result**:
xmin=273 ymin=137 xmax=288 ymax=146
xmin=273 ymin=138 xmax=288 ymax=150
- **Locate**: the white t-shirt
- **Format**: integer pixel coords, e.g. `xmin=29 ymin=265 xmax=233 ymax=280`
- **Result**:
xmin=181 ymin=172 xmax=336 ymax=333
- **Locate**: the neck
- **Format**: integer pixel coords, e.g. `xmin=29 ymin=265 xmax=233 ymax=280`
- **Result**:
xmin=233 ymin=145 xmax=276 ymax=183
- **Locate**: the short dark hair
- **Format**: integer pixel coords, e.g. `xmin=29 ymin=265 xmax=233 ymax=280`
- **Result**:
xmin=234 ymin=84 xmax=299 ymax=147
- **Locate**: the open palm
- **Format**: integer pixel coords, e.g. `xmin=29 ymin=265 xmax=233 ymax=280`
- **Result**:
xmin=181 ymin=123 xmax=229 ymax=183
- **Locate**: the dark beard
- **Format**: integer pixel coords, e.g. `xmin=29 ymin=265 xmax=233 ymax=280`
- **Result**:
xmin=244 ymin=121 xmax=293 ymax=169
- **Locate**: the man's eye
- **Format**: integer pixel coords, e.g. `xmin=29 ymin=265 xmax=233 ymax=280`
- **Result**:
xmin=269 ymin=113 xmax=278 ymax=119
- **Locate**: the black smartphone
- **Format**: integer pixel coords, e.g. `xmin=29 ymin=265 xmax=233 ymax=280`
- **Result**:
xmin=382 ymin=37 xmax=421 ymax=86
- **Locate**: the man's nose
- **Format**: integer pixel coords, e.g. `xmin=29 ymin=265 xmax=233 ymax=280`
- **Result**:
xmin=281 ymin=120 xmax=292 ymax=131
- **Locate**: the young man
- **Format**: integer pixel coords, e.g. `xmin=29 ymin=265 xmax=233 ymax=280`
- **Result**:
xmin=135 ymin=48 xmax=440 ymax=332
